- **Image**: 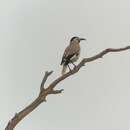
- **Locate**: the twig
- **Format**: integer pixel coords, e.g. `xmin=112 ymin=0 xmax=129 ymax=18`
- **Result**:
xmin=5 ymin=45 xmax=130 ymax=130
xmin=40 ymin=71 xmax=53 ymax=92
xmin=49 ymin=89 xmax=64 ymax=94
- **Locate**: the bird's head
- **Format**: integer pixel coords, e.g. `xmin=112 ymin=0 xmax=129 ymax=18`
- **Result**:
xmin=70 ymin=36 xmax=86 ymax=44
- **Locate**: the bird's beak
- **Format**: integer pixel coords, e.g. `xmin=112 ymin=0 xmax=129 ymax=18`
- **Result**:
xmin=79 ymin=38 xmax=86 ymax=41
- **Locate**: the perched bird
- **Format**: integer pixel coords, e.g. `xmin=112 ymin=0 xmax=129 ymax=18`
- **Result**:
xmin=61 ymin=36 xmax=86 ymax=75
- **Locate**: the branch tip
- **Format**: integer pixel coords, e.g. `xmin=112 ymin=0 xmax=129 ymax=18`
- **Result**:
xmin=47 ymin=70 xmax=53 ymax=75
xmin=49 ymin=89 xmax=64 ymax=94
xmin=40 ymin=70 xmax=54 ymax=92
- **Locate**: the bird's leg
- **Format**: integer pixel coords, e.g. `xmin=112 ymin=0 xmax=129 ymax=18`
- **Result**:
xmin=70 ymin=61 xmax=77 ymax=68
xmin=67 ymin=64 xmax=72 ymax=71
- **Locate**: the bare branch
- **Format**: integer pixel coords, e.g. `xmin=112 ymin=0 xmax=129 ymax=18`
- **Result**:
xmin=5 ymin=45 xmax=130 ymax=130
xmin=83 ymin=46 xmax=130 ymax=63
xmin=49 ymin=89 xmax=64 ymax=94
xmin=47 ymin=45 xmax=130 ymax=91
xmin=40 ymin=71 xmax=53 ymax=92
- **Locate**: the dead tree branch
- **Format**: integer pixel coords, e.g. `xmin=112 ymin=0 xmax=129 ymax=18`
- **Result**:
xmin=40 ymin=71 xmax=53 ymax=92
xmin=5 ymin=45 xmax=130 ymax=130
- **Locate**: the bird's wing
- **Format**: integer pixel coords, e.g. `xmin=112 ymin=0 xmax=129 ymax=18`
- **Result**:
xmin=61 ymin=43 xmax=80 ymax=65
xmin=61 ymin=46 xmax=70 ymax=65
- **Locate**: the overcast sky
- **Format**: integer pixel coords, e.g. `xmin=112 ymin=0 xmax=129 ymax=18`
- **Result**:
xmin=1 ymin=0 xmax=130 ymax=130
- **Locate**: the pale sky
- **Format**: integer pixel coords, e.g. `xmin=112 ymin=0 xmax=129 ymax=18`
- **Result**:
xmin=1 ymin=0 xmax=130 ymax=130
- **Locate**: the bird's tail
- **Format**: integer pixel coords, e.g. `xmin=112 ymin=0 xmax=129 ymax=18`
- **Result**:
xmin=62 ymin=64 xmax=67 ymax=75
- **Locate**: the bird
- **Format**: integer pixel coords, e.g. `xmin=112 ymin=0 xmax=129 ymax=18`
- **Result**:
xmin=61 ymin=36 xmax=86 ymax=75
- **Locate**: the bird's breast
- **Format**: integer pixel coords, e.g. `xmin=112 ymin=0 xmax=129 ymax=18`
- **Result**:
xmin=70 ymin=51 xmax=80 ymax=62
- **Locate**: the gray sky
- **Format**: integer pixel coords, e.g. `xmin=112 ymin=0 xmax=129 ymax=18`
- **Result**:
xmin=1 ymin=0 xmax=130 ymax=130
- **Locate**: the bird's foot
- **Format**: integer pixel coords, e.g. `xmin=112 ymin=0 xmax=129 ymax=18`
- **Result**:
xmin=73 ymin=65 xmax=77 ymax=70
xmin=70 ymin=61 xmax=77 ymax=68
xmin=67 ymin=65 xmax=72 ymax=71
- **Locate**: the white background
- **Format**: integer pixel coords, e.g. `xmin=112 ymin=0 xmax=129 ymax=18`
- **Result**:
xmin=0 ymin=0 xmax=130 ymax=130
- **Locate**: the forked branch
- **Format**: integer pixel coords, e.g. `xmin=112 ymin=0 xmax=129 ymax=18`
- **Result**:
xmin=5 ymin=45 xmax=130 ymax=130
